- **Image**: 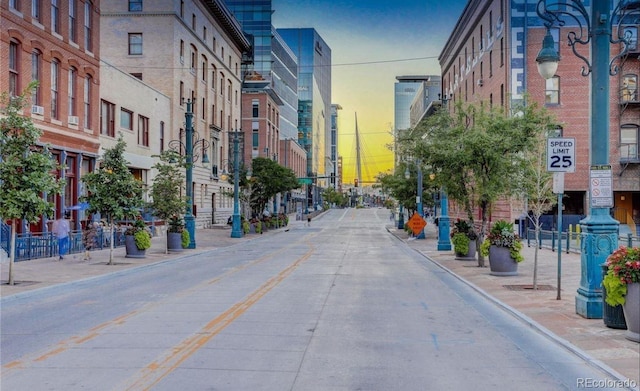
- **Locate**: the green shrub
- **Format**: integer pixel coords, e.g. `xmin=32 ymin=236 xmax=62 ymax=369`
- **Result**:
xmin=181 ymin=229 xmax=190 ymax=248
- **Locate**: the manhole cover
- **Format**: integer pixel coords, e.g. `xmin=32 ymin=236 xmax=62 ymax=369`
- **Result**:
xmin=503 ymin=284 xmax=556 ymax=291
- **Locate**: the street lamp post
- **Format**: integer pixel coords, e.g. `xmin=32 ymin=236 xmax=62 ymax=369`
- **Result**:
xmin=535 ymin=1 xmax=638 ymax=318
xmin=170 ymin=100 xmax=209 ymax=249
xmin=230 ymin=128 xmax=243 ymax=238
xmin=416 ymin=159 xmax=425 ymax=239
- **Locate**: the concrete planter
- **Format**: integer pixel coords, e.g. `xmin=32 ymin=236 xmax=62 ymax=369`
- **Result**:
xmin=167 ymin=232 xmax=184 ymax=253
xmin=488 ymin=245 xmax=518 ymax=276
xmin=455 ymin=239 xmax=476 ymax=261
xmin=124 ymin=235 xmax=146 ymax=258
xmin=622 ymin=283 xmax=640 ymax=342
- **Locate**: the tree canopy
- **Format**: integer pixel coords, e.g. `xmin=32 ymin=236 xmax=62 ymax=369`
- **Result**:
xmin=248 ymin=157 xmax=300 ymax=216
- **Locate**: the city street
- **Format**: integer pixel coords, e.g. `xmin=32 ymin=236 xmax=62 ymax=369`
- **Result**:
xmin=0 ymin=208 xmax=634 ymax=390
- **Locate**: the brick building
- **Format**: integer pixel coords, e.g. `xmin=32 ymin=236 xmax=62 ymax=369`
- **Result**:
xmin=440 ymin=0 xmax=640 ymax=234
xmin=2 ymin=0 xmax=101 ymax=232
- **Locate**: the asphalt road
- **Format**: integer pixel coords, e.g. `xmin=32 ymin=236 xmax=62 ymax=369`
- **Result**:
xmin=0 ymin=208 xmax=626 ymax=390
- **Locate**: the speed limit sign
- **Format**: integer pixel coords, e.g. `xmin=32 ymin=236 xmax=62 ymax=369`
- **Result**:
xmin=547 ymin=138 xmax=576 ymax=173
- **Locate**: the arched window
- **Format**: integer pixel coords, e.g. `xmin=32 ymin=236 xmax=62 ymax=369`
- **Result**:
xmin=51 ymin=58 xmax=60 ymax=119
xmin=68 ymin=66 xmax=77 ymax=116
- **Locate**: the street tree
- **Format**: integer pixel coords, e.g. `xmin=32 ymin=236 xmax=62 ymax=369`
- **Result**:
xmin=248 ymin=157 xmax=299 ymax=216
xmin=80 ymin=135 xmax=145 ymax=264
xmin=148 ymin=150 xmax=187 ymax=254
xmin=322 ymin=187 xmax=348 ymax=208
xmin=413 ymin=100 xmax=545 ymax=267
xmin=517 ymin=105 xmax=559 ymax=289
xmin=0 ymin=85 xmax=64 ymax=285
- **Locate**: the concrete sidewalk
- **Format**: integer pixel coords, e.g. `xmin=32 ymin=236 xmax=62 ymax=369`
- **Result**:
xmin=2 ymin=216 xmax=638 ymax=388
xmin=392 ymin=224 xmax=639 ymax=388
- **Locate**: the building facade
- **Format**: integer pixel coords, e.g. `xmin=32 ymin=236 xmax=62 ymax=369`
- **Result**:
xmin=2 ymin=0 xmax=102 ymax=232
xmin=441 ymin=0 xmax=640 ymax=234
xmin=100 ymin=0 xmax=251 ymax=226
xmin=330 ymin=103 xmax=342 ymax=190
xmin=409 ymin=76 xmax=442 ymax=128
xmin=278 ymin=28 xmax=332 ymax=209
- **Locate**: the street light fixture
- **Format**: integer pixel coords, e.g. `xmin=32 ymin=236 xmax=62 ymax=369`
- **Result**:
xmin=168 ymin=99 xmax=210 ymax=249
xmin=535 ymin=0 xmax=639 ymax=318
xmin=230 ymin=128 xmax=243 ymax=238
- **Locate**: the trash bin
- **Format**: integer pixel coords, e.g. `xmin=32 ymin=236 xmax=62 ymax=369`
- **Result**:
xmin=601 ymin=264 xmax=627 ymax=329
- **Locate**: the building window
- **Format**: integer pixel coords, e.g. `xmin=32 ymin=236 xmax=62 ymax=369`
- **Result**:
xmin=201 ymin=55 xmax=207 ymax=81
xmin=101 ymin=100 xmax=115 ymax=137
xmin=500 ymin=37 xmax=504 ymax=67
xmin=180 ymin=81 xmax=184 ymax=105
xmin=51 ymin=58 xmax=60 ymax=119
xmin=203 ymin=26 xmax=207 ymax=41
xmin=623 ymin=26 xmax=638 ymax=51
xmin=180 ymin=40 xmax=184 ymax=63
xmin=138 ymin=115 xmax=149 ymax=146
xmin=84 ymin=75 xmax=91 ymax=128
xmin=190 ymin=46 xmax=197 ymax=72
xmin=10 ymin=0 xmax=21 ymax=11
xmin=32 ymin=0 xmax=41 ymax=21
xmin=201 ymin=97 xmax=206 ymax=119
xmin=621 ymin=125 xmax=639 ymax=160
xmin=31 ymin=49 xmax=42 ymax=106
xmin=192 ymin=13 xmax=196 ymax=30
xmin=128 ymin=33 xmax=143 ymax=55
xmin=180 ymin=0 xmax=184 ymax=18
xmin=121 ymin=108 xmax=133 ymax=130
xmin=211 ymin=65 xmax=216 ymax=90
xmin=545 ymin=76 xmax=560 ymax=105
xmin=68 ymin=67 xmax=77 ymax=116
xmin=84 ymin=1 xmax=92 ymax=52
xmin=51 ymin=0 xmax=60 ymax=34
xmin=129 ymin=0 xmax=142 ymax=11
xmin=252 ymin=100 xmax=259 ymax=117
xmin=69 ymin=0 xmax=77 ymax=42
xmin=9 ymin=41 xmax=20 ymax=97
xmin=621 ymin=74 xmax=638 ymax=102
xmin=227 ymin=80 xmax=232 ymax=101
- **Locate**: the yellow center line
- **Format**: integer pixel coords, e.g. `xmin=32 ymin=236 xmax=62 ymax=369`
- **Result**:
xmin=120 ymin=246 xmax=315 ymax=391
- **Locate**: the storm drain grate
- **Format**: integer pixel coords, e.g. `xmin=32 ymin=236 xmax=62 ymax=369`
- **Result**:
xmin=503 ymin=284 xmax=556 ymax=291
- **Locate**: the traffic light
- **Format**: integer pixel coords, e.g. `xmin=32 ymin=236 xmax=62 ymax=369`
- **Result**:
xmin=354 ymin=178 xmax=359 ymax=187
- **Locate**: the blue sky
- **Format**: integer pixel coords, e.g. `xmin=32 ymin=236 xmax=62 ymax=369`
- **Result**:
xmin=271 ymin=0 xmax=469 ymax=182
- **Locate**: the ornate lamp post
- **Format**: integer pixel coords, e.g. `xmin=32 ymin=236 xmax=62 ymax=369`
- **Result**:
xmin=436 ymin=94 xmax=452 ymax=251
xmin=169 ymin=99 xmax=209 ymax=249
xmin=535 ymin=1 xmax=639 ymax=318
xmin=230 ymin=128 xmax=243 ymax=238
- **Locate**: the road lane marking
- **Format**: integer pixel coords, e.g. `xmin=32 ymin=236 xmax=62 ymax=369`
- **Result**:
xmin=1 ymin=238 xmax=315 ymax=377
xmin=119 ymin=246 xmax=315 ymax=391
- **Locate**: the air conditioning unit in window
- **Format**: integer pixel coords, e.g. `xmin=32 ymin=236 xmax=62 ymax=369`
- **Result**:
xmin=31 ymin=105 xmax=44 ymax=115
xmin=477 ymin=79 xmax=484 ymax=87
xmin=68 ymin=116 xmax=79 ymax=125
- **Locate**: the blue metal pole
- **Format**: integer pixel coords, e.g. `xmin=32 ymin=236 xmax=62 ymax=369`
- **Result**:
xmin=397 ymin=204 xmax=404 ymax=229
xmin=416 ymin=161 xmax=425 ymax=239
xmin=230 ymin=129 xmax=243 ymax=238
xmin=184 ymin=100 xmax=196 ymax=249
xmin=576 ymin=1 xmax=618 ymax=319
xmin=437 ymin=188 xmax=452 ymax=250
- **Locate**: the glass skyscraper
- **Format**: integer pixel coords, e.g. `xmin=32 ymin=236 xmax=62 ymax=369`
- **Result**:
xmin=277 ymin=28 xmax=332 ymax=183
xmin=224 ymin=1 xmax=299 ymax=140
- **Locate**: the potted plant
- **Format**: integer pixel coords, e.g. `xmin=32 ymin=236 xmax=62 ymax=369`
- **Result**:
xmin=450 ymin=219 xmax=478 ymax=261
xmin=480 ymin=220 xmax=524 ymax=276
xmin=603 ymin=246 xmax=640 ymax=342
xmin=167 ymin=214 xmax=189 ymax=252
xmin=124 ymin=217 xmax=151 ymax=258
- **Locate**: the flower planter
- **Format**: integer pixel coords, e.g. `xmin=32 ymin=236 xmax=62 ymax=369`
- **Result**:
xmin=488 ymin=245 xmax=518 ymax=276
xmin=125 ymin=235 xmax=146 ymax=258
xmin=601 ymin=264 xmax=627 ymax=329
xmin=455 ymin=240 xmax=477 ymax=261
xmin=622 ymin=283 xmax=640 ymax=342
xmin=167 ymin=232 xmax=184 ymax=253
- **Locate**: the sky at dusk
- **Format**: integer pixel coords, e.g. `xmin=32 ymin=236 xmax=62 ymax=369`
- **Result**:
xmin=271 ymin=0 xmax=469 ymax=184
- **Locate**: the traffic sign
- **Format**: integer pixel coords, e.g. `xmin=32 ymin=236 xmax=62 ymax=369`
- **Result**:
xmin=547 ymin=137 xmax=576 ymax=172
xmin=589 ymin=165 xmax=613 ymax=208
xmin=407 ymin=212 xmax=427 ymax=236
